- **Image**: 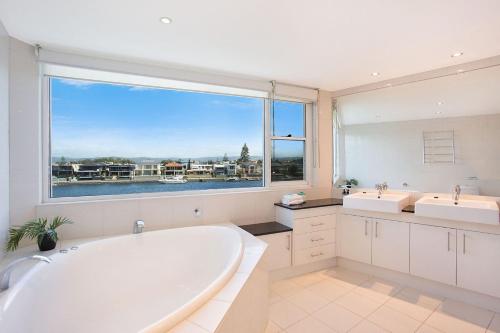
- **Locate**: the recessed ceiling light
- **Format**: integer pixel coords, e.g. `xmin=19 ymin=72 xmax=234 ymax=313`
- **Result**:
xmin=385 ymin=83 xmax=392 ymax=87
xmin=451 ymin=52 xmax=463 ymax=58
xmin=160 ymin=17 xmax=173 ymax=24
xmin=437 ymin=101 xmax=444 ymax=106
xmin=371 ymin=72 xmax=380 ymax=76
xmin=457 ymin=69 xmax=464 ymax=73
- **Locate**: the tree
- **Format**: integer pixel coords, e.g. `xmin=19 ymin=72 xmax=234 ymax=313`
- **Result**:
xmin=187 ymin=159 xmax=191 ymax=170
xmin=223 ymin=153 xmax=229 ymax=162
xmin=238 ymin=143 xmax=250 ymax=163
xmin=60 ymin=156 xmax=66 ymax=164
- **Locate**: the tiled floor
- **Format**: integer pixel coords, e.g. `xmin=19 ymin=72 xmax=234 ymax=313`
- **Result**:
xmin=266 ymin=267 xmax=500 ymax=333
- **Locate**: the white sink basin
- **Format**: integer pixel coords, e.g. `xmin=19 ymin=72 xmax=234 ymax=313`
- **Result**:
xmin=415 ymin=196 xmax=500 ymax=225
xmin=343 ymin=192 xmax=410 ymax=214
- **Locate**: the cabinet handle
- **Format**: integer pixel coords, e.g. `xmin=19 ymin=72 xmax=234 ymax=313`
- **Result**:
xmin=365 ymin=220 xmax=368 ymax=236
xmin=463 ymin=233 xmax=466 ymax=254
xmin=286 ymin=234 xmax=291 ymax=250
xmin=447 ymin=232 xmax=450 ymax=252
xmin=311 ymin=223 xmax=324 ymax=227
xmin=375 ymin=221 xmax=379 ymax=238
xmin=310 ymin=252 xmax=324 ymax=258
xmin=311 ymin=237 xmax=324 ymax=242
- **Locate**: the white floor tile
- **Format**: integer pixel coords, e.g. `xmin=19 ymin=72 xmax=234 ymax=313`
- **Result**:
xmin=288 ymin=271 xmax=326 ymax=287
xmin=312 ymin=303 xmax=363 ymax=332
xmin=285 ymin=316 xmax=336 ymax=333
xmin=269 ymin=299 xmax=309 ymax=329
xmin=269 ymin=291 xmax=283 ymax=305
xmin=385 ymin=287 xmax=443 ymax=322
xmin=321 ymin=267 xmax=371 ymax=289
xmin=350 ymin=320 xmax=390 ymax=333
xmin=287 ymin=289 xmax=330 ymax=313
xmin=335 ymin=290 xmax=384 ymax=317
xmin=355 ymin=277 xmax=402 ymax=303
xmin=272 ymin=279 xmax=302 ymax=298
xmin=426 ymin=299 xmax=494 ymax=333
xmin=487 ymin=313 xmax=500 ymax=333
xmin=265 ymin=320 xmax=282 ymax=333
xmin=416 ymin=324 xmax=443 ymax=333
xmin=368 ymin=305 xmax=422 ymax=333
xmin=307 ymin=279 xmax=351 ymax=301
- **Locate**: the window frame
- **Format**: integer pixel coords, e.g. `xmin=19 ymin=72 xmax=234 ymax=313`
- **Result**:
xmin=41 ymin=71 xmax=313 ymax=203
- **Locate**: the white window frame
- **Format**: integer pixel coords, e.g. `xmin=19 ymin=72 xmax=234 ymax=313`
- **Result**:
xmin=41 ymin=67 xmax=313 ymax=203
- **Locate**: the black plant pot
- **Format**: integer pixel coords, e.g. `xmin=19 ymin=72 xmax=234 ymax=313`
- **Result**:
xmin=38 ymin=232 xmax=57 ymax=251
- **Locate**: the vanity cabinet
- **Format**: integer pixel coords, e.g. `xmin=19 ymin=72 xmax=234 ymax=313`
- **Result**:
xmin=457 ymin=230 xmax=500 ymax=298
xmin=339 ymin=214 xmax=409 ymax=273
xmin=258 ymin=232 xmax=292 ymax=271
xmin=338 ymin=214 xmax=371 ymax=264
xmin=410 ymin=224 xmax=457 ymax=285
xmin=371 ymin=218 xmax=409 ymax=273
xmin=276 ymin=206 xmax=337 ymax=266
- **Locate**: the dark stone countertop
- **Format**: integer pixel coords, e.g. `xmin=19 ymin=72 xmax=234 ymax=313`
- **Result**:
xmin=239 ymin=222 xmax=292 ymax=236
xmin=274 ymin=198 xmax=344 ymax=210
xmin=402 ymin=205 xmax=415 ymax=213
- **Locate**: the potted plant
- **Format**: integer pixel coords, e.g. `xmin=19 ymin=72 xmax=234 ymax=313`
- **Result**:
xmin=6 ymin=217 xmax=73 ymax=252
xmin=345 ymin=178 xmax=359 ymax=188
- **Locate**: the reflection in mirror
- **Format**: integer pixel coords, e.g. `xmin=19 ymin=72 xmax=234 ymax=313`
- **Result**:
xmin=334 ymin=65 xmax=500 ymax=196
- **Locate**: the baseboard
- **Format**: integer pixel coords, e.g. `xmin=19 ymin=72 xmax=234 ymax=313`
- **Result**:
xmin=337 ymin=257 xmax=500 ymax=313
xmin=270 ymin=258 xmax=337 ymax=282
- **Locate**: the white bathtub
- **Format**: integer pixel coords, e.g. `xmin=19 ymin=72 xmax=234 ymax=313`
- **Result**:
xmin=0 ymin=225 xmax=243 ymax=333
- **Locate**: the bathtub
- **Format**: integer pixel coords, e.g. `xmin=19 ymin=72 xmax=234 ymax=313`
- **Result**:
xmin=0 ymin=225 xmax=243 ymax=333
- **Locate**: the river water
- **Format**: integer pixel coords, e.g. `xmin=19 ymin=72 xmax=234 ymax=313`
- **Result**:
xmin=52 ymin=180 xmax=263 ymax=198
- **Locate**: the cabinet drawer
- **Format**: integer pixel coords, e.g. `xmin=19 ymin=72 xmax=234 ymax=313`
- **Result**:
xmin=290 ymin=206 xmax=337 ymax=219
xmin=294 ymin=215 xmax=336 ymax=234
xmin=294 ymin=229 xmax=335 ymax=250
xmin=294 ymin=244 xmax=335 ymax=266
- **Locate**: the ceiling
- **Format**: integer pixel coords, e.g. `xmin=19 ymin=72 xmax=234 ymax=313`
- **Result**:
xmin=338 ymin=65 xmax=500 ymax=125
xmin=1 ymin=0 xmax=500 ymax=91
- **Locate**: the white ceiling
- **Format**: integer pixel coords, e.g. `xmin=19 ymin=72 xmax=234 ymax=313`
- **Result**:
xmin=338 ymin=65 xmax=500 ymax=125
xmin=1 ymin=0 xmax=500 ymax=91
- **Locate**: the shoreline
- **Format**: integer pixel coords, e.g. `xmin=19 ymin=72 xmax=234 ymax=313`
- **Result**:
xmin=54 ymin=177 xmax=263 ymax=186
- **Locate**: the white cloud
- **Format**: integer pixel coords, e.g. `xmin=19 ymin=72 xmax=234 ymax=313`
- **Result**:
xmin=58 ymin=78 xmax=97 ymax=88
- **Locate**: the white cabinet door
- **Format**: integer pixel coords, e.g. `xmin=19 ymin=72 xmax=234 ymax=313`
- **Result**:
xmin=258 ymin=232 xmax=292 ymax=271
xmin=458 ymin=230 xmax=500 ymax=298
xmin=338 ymin=214 xmax=371 ymax=264
xmin=372 ymin=219 xmax=410 ymax=273
xmin=410 ymin=224 xmax=456 ymax=285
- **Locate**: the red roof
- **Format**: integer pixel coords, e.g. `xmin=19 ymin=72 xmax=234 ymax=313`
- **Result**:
xmin=164 ymin=162 xmax=183 ymax=167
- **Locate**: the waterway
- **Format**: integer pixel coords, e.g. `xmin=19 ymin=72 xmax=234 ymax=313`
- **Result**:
xmin=52 ymin=180 xmax=263 ymax=198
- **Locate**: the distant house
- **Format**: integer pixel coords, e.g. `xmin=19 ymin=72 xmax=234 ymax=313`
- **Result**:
xmin=52 ymin=164 xmax=75 ymax=178
xmin=75 ymin=164 xmax=105 ymax=180
xmin=239 ymin=161 xmax=262 ymax=176
xmin=108 ymin=164 xmax=135 ymax=179
xmin=135 ymin=162 xmax=161 ymax=176
xmin=163 ymin=162 xmax=184 ymax=176
xmin=187 ymin=163 xmax=212 ymax=176
xmin=213 ymin=162 xmax=237 ymax=176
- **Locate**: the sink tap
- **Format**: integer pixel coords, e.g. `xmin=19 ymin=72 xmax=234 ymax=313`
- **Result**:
xmin=0 ymin=255 xmax=52 ymax=291
xmin=453 ymin=185 xmax=461 ymax=202
xmin=375 ymin=182 xmax=388 ymax=196
xmin=134 ymin=220 xmax=145 ymax=234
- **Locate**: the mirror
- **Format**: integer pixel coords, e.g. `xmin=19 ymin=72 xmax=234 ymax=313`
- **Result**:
xmin=335 ymin=65 xmax=500 ymax=196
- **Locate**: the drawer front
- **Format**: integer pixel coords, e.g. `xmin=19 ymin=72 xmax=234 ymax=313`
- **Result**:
xmin=291 ymin=206 xmax=337 ymax=219
xmin=294 ymin=244 xmax=336 ymax=266
xmin=294 ymin=215 xmax=336 ymax=234
xmin=294 ymin=229 xmax=335 ymax=250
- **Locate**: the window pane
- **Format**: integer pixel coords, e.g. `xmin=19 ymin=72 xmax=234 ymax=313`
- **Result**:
xmin=272 ymin=100 xmax=305 ymax=137
xmin=271 ymin=140 xmax=304 ymax=181
xmin=50 ymin=77 xmax=264 ymax=198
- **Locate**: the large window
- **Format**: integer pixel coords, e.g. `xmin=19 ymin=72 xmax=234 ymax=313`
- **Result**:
xmin=45 ymin=69 xmax=311 ymax=199
xmin=271 ymin=101 xmax=306 ymax=182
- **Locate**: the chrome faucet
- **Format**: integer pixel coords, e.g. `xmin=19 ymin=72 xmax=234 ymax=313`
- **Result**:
xmin=453 ymin=185 xmax=461 ymax=202
xmin=375 ymin=182 xmax=388 ymax=196
xmin=134 ymin=220 xmax=145 ymax=234
xmin=0 ymin=255 xmax=52 ymax=291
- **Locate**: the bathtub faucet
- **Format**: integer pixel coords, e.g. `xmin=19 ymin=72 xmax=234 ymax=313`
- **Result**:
xmin=0 ymin=255 xmax=52 ymax=291
xmin=134 ymin=220 xmax=145 ymax=234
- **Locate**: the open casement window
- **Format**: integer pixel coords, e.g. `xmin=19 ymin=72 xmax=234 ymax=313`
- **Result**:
xmin=270 ymin=99 xmax=312 ymax=184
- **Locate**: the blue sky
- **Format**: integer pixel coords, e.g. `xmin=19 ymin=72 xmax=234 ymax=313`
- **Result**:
xmin=51 ymin=78 xmax=304 ymax=159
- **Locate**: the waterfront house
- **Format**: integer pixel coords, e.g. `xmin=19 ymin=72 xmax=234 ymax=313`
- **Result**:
xmin=51 ymin=164 xmax=75 ymax=179
xmin=162 ymin=162 xmax=184 ymax=176
xmin=187 ymin=163 xmax=212 ymax=176
xmin=75 ymin=164 xmax=105 ymax=180
xmin=107 ymin=164 xmax=135 ymax=179
xmin=135 ymin=162 xmax=161 ymax=177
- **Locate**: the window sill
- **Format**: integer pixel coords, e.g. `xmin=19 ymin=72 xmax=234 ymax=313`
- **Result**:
xmin=40 ymin=183 xmax=313 ymax=205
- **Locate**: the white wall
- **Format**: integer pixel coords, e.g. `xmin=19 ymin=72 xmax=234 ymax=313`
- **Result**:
xmin=7 ymin=39 xmax=333 ymax=242
xmin=0 ymin=21 xmax=9 ymax=258
xmin=342 ymin=114 xmax=500 ymax=196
